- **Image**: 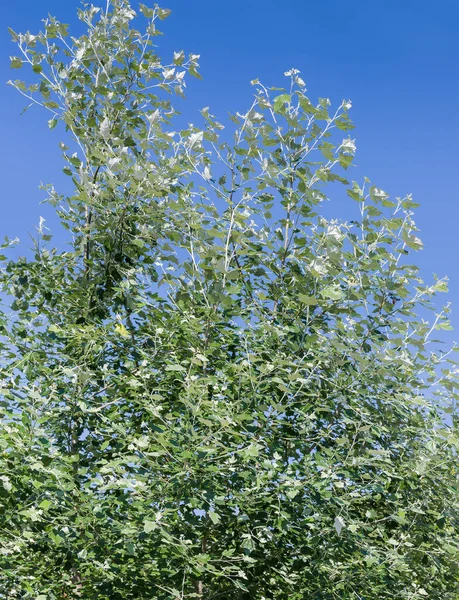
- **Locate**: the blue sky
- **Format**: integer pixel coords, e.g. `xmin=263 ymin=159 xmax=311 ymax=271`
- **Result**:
xmin=1 ymin=0 xmax=459 ymax=328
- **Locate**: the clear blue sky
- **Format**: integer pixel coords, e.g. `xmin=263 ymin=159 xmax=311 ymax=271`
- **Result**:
xmin=1 ymin=0 xmax=459 ymax=328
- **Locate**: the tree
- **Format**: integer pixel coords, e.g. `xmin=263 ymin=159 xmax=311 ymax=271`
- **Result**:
xmin=1 ymin=1 xmax=459 ymax=598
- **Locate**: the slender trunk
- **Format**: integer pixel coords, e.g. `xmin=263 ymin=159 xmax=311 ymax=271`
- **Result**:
xmin=194 ymin=580 xmax=203 ymax=599
xmin=193 ymin=535 xmax=207 ymax=599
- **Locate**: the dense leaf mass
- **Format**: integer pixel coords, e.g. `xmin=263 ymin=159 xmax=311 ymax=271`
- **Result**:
xmin=1 ymin=2 xmax=459 ymax=599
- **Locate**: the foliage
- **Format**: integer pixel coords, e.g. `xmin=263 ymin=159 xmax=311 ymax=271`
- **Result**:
xmin=1 ymin=1 xmax=459 ymax=598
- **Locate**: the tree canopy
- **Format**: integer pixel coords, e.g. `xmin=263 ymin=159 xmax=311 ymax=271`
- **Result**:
xmin=1 ymin=2 xmax=459 ymax=599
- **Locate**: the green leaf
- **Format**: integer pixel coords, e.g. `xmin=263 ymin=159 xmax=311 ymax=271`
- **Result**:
xmin=157 ymin=7 xmax=172 ymax=20
xmin=139 ymin=3 xmax=154 ymax=18
xmin=402 ymin=231 xmax=423 ymax=250
xmin=144 ymin=520 xmax=156 ymax=533
xmin=10 ymin=56 xmax=23 ymax=69
xmin=243 ymin=443 xmax=260 ymax=458
xmin=369 ymin=186 xmax=389 ymax=203
xmin=334 ymin=516 xmax=345 ymax=536
xmin=189 ymin=64 xmax=202 ymax=79
xmin=208 ymin=511 xmax=220 ymax=524
xmin=434 ymin=279 xmax=448 ymax=293
xmin=165 ymin=364 xmax=186 ymax=372
xmin=114 ymin=323 xmax=130 ymax=338
xmin=0 ymin=476 xmax=12 ymax=492
xmin=173 ymin=50 xmax=185 ymax=66
xmin=320 ymin=285 xmax=343 ymax=301
xmin=8 ymin=27 xmax=19 ymax=42
xmin=298 ymin=294 xmax=318 ymax=306
xmin=273 ymin=94 xmax=291 ymax=112
xmin=435 ymin=320 xmax=453 ymax=331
